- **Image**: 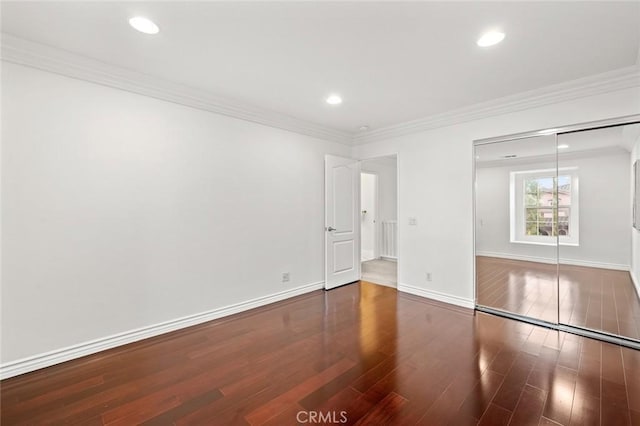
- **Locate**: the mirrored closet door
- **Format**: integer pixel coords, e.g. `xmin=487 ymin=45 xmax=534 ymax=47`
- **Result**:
xmin=475 ymin=134 xmax=559 ymax=325
xmin=557 ymin=124 xmax=640 ymax=342
xmin=475 ymin=115 xmax=640 ymax=347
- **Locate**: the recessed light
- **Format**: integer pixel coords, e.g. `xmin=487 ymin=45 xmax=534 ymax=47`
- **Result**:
xmin=477 ymin=30 xmax=505 ymax=47
xmin=359 ymin=125 xmax=370 ymax=131
xmin=129 ymin=16 xmax=160 ymax=35
xmin=326 ymin=94 xmax=343 ymax=105
xmin=557 ymin=144 xmax=570 ymax=149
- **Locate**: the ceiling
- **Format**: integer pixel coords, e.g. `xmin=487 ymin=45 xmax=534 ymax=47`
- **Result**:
xmin=2 ymin=2 xmax=639 ymax=136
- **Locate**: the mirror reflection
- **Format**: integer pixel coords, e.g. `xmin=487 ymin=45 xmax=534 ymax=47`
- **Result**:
xmin=557 ymin=124 xmax=640 ymax=340
xmin=475 ymin=122 xmax=640 ymax=343
xmin=475 ymin=135 xmax=558 ymax=324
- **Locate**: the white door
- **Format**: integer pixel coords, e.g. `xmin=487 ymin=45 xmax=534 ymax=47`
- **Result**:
xmin=325 ymin=155 xmax=360 ymax=290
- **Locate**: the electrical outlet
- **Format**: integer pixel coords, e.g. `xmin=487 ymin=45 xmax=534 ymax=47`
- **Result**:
xmin=426 ymin=272 xmax=432 ymax=282
xmin=282 ymin=272 xmax=290 ymax=283
xmin=408 ymin=217 xmax=417 ymax=226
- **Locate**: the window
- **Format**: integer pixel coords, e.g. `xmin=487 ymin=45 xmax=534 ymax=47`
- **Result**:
xmin=524 ymin=175 xmax=571 ymax=237
xmin=510 ymin=169 xmax=579 ymax=246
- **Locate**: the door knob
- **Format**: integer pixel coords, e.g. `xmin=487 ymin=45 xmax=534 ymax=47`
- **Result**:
xmin=326 ymin=226 xmax=336 ymax=232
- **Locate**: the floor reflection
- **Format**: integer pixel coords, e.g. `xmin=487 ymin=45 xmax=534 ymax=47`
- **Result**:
xmin=477 ymin=256 xmax=640 ymax=340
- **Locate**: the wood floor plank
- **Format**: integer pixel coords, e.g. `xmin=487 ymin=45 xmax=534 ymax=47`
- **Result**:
xmin=510 ymin=384 xmax=547 ymax=426
xmin=569 ymin=391 xmax=600 ymax=426
xmin=354 ymin=392 xmax=407 ymax=425
xmin=478 ymin=403 xmax=512 ymax=426
xmin=243 ymin=358 xmax=355 ymax=425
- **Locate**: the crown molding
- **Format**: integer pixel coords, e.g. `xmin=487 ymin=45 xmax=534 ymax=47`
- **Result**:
xmin=353 ymin=65 xmax=640 ymax=145
xmin=0 ymin=34 xmax=353 ymax=145
xmin=3 ymin=34 xmax=639 ymax=148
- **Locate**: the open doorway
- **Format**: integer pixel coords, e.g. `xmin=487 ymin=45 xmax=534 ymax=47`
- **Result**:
xmin=360 ymin=172 xmax=377 ymax=262
xmin=360 ymin=155 xmax=398 ymax=287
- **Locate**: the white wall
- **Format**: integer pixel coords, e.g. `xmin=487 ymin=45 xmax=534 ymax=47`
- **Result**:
xmin=353 ymin=86 xmax=640 ymax=306
xmin=476 ymin=152 xmax=631 ymax=268
xmin=2 ymin=59 xmax=639 ymax=372
xmin=632 ymin=137 xmax=640 ymax=294
xmin=1 ymin=63 xmax=350 ymax=365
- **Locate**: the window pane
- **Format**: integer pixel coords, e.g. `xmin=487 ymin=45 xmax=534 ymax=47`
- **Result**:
xmin=538 ymin=177 xmax=554 ymax=192
xmin=524 ymin=176 xmax=562 ymax=207
xmin=539 ymin=209 xmax=553 ymax=219
xmin=539 ymin=190 xmax=554 ymax=206
xmin=525 ymin=179 xmax=539 ymax=194
xmin=558 ymin=207 xmax=570 ymax=236
xmin=558 ymin=175 xmax=571 ymax=205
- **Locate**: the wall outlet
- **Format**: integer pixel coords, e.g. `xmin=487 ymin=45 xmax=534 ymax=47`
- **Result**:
xmin=426 ymin=272 xmax=432 ymax=282
xmin=408 ymin=217 xmax=418 ymax=226
xmin=282 ymin=272 xmax=290 ymax=283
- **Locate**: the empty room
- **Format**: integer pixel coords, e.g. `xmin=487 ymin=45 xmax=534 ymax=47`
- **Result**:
xmin=1 ymin=2 xmax=640 ymax=425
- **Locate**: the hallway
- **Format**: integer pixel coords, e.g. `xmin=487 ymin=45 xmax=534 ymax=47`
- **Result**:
xmin=362 ymin=259 xmax=397 ymax=288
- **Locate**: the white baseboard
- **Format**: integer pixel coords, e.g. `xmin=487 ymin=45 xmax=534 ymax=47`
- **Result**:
xmin=476 ymin=251 xmax=630 ymax=272
xmin=398 ymin=283 xmax=474 ymax=309
xmin=0 ymin=281 xmax=324 ymax=380
xmin=379 ymin=256 xmax=398 ymax=262
xmin=362 ymin=277 xmax=397 ymax=288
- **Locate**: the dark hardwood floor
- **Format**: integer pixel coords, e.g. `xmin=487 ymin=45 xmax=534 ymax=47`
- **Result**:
xmin=2 ymin=281 xmax=639 ymax=425
xmin=477 ymin=256 xmax=640 ymax=340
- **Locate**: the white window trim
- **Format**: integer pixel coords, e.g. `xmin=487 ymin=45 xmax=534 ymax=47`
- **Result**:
xmin=509 ymin=167 xmax=579 ymax=246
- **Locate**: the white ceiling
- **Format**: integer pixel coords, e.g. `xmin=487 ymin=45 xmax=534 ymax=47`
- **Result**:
xmin=2 ymin=2 xmax=639 ymax=136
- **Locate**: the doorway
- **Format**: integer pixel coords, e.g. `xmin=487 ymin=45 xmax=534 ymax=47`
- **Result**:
xmin=360 ymin=156 xmax=398 ymax=288
xmin=360 ymin=172 xmax=377 ymax=262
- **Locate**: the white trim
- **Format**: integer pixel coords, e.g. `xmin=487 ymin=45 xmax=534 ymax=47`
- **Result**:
xmin=363 ymin=278 xmax=397 ymax=289
xmin=398 ymin=283 xmax=475 ymax=309
xmin=476 ymin=251 xmax=630 ymax=271
xmin=0 ymin=34 xmax=351 ymax=145
xmin=509 ymin=240 xmax=578 ymax=247
xmin=0 ymin=281 xmax=324 ymax=380
xmin=3 ymin=34 xmax=639 ymax=147
xmin=379 ymin=256 xmax=397 ymax=262
xmin=354 ymin=66 xmax=640 ymax=145
xmin=631 ymin=270 xmax=640 ymax=299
